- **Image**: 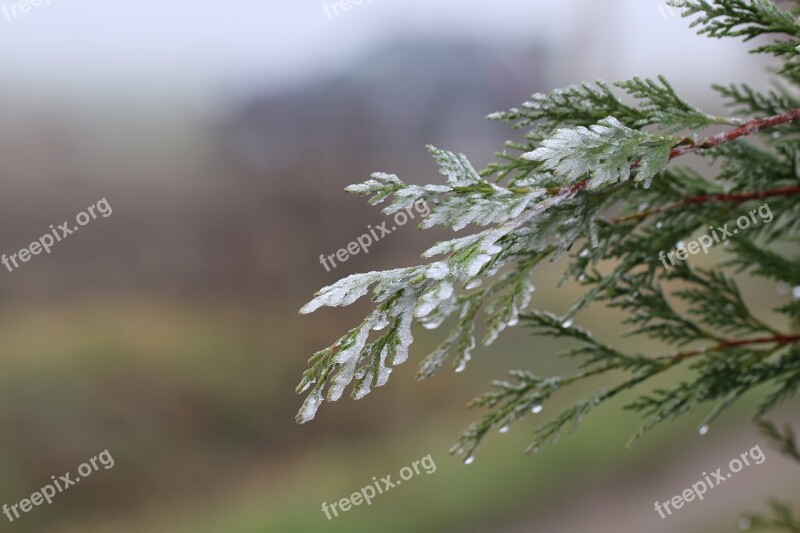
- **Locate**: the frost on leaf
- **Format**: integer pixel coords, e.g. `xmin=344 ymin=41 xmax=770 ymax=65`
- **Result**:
xmin=522 ymin=116 xmax=675 ymax=189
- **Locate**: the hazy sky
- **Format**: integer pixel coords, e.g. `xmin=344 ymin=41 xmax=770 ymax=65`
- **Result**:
xmin=0 ymin=0 xmax=766 ymax=99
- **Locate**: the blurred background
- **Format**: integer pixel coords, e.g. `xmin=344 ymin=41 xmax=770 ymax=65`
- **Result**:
xmin=0 ymin=0 xmax=798 ymax=531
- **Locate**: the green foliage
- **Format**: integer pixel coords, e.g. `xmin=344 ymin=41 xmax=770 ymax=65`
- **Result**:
xmin=297 ymin=0 xmax=800 ymax=527
xmin=672 ymin=0 xmax=800 ymax=71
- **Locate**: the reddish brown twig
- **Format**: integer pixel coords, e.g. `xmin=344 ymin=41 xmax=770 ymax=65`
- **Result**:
xmin=617 ymin=184 xmax=800 ymax=223
xmin=661 ymin=333 xmax=800 ymax=364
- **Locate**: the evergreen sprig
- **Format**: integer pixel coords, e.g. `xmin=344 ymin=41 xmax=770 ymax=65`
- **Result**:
xmin=296 ymin=0 xmax=800 ymax=527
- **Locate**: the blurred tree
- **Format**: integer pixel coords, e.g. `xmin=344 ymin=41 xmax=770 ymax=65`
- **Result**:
xmin=296 ymin=0 xmax=800 ymax=527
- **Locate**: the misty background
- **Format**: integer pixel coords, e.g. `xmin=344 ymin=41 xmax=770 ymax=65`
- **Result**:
xmin=0 ymin=1 xmax=796 ymax=531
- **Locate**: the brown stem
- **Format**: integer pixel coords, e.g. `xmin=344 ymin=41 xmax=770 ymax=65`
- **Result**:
xmin=617 ymin=184 xmax=800 ymax=223
xmin=670 ymin=108 xmax=800 ymax=158
xmin=662 ymin=333 xmax=800 ymax=364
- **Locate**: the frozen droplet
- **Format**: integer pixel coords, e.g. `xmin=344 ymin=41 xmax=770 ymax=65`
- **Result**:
xmin=531 ymin=404 xmax=543 ymax=414
xmin=656 ymin=221 xmax=663 ymax=229
xmin=463 ymin=455 xmax=475 ymax=465
xmin=530 ymin=446 xmax=539 ymax=454
xmin=794 ymin=286 xmax=800 ymax=299
xmin=676 ymin=241 xmax=686 ymax=249
xmin=561 ymin=319 xmax=573 ymax=328
xmin=699 ymin=425 xmax=709 ymax=436
xmin=498 ymin=425 xmax=510 ymax=434
xmin=578 ymin=275 xmax=587 ymax=283
xmin=579 ymin=249 xmax=590 ymax=258
xmin=738 ymin=517 xmax=751 ymax=530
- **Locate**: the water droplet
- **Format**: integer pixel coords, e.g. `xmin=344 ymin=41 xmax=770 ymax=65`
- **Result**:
xmin=463 ymin=455 xmax=475 ymax=465
xmin=794 ymin=286 xmax=800 ymax=300
xmin=531 ymin=404 xmax=543 ymax=414
xmin=656 ymin=221 xmax=663 ymax=229
xmin=579 ymin=249 xmax=590 ymax=258
xmin=561 ymin=319 xmax=573 ymax=328
xmin=699 ymin=425 xmax=709 ymax=436
xmin=739 ymin=517 xmax=751 ymax=530
xmin=676 ymin=241 xmax=686 ymax=249
xmin=578 ymin=275 xmax=587 ymax=283
xmin=777 ymin=282 xmax=790 ymax=296
xmin=498 ymin=425 xmax=510 ymax=434
xmin=530 ymin=446 xmax=539 ymax=454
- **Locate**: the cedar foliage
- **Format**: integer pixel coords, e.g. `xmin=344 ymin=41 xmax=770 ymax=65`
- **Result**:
xmin=297 ymin=0 xmax=800 ymax=527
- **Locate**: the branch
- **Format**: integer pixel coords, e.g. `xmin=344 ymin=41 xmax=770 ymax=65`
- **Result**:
xmin=660 ymin=333 xmax=800 ymax=364
xmin=532 ymin=108 xmax=800 ymax=201
xmin=617 ymin=184 xmax=800 ymax=223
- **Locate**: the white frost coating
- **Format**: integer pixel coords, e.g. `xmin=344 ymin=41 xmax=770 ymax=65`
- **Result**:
xmin=376 ymin=366 xmax=392 ymax=387
xmin=297 ymin=388 xmax=324 ymax=424
xmin=466 ymin=254 xmax=491 ymax=277
xmin=454 ymin=333 xmax=474 ymax=372
xmin=328 ymin=313 xmax=379 ymax=401
xmin=334 ymin=315 xmax=376 ymax=364
xmin=353 ymin=371 xmax=374 ymax=400
xmin=419 ymin=296 xmax=457 ymax=330
xmin=426 ymin=262 xmax=450 ymax=280
xmin=300 ymin=272 xmax=378 ymax=314
xmin=327 ymin=355 xmax=358 ymax=401
xmin=375 ymin=344 xmax=392 ymax=387
xmin=392 ymin=304 xmax=415 ymax=365
xmin=465 ymin=279 xmax=482 ymax=290
xmin=298 ymin=379 xmax=314 ymax=394
xmin=415 ymin=282 xmax=454 ymax=319
xmin=372 ymin=315 xmax=390 ymax=330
